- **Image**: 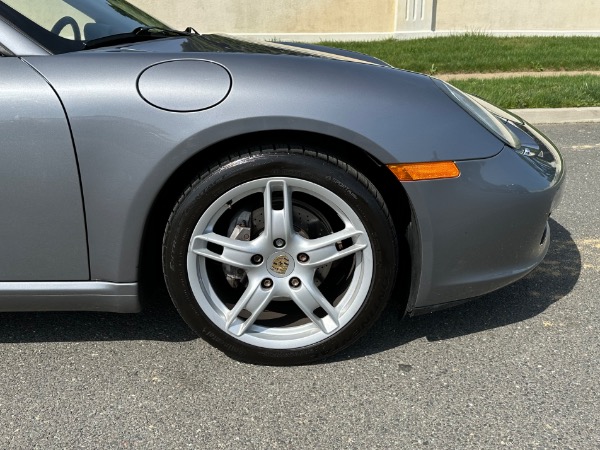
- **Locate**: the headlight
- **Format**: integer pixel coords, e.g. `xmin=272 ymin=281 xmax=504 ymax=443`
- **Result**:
xmin=432 ymin=78 xmax=521 ymax=149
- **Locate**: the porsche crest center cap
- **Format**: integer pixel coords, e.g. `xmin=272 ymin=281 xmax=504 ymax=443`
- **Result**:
xmin=267 ymin=252 xmax=295 ymax=278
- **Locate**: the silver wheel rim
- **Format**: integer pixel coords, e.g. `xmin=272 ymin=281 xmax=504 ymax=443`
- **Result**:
xmin=187 ymin=177 xmax=373 ymax=349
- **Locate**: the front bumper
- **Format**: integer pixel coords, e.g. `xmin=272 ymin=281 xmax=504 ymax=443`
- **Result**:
xmin=403 ymin=120 xmax=566 ymax=313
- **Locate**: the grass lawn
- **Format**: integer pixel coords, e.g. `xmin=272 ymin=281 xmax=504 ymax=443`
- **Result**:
xmin=452 ymin=75 xmax=600 ymax=109
xmin=320 ymin=35 xmax=600 ymax=74
xmin=320 ymin=35 xmax=600 ymax=107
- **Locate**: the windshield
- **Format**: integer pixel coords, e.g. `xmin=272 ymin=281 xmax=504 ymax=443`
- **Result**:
xmin=0 ymin=0 xmax=170 ymax=53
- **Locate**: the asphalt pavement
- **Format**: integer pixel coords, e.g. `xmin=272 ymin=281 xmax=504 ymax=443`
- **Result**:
xmin=0 ymin=123 xmax=598 ymax=449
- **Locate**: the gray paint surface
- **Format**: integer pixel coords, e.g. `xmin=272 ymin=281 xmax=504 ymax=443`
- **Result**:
xmin=406 ymin=148 xmax=559 ymax=307
xmin=0 ymin=58 xmax=88 ymax=281
xmin=24 ymin=48 xmax=503 ymax=286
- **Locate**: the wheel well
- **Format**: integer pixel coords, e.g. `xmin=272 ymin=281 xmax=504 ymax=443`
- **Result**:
xmin=138 ymin=130 xmax=413 ymax=312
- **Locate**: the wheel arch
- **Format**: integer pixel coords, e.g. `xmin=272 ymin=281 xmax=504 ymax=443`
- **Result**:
xmin=138 ymin=130 xmax=416 ymax=313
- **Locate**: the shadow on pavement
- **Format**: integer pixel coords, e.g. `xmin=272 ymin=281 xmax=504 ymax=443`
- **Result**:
xmin=0 ymin=280 xmax=197 ymax=344
xmin=0 ymin=220 xmax=580 ymax=361
xmin=336 ymin=218 xmax=581 ymax=361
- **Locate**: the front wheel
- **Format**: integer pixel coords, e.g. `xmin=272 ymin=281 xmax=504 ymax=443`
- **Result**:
xmin=163 ymin=147 xmax=398 ymax=365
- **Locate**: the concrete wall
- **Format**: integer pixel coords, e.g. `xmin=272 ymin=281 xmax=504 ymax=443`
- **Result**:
xmin=129 ymin=0 xmax=600 ymax=41
xmin=136 ymin=0 xmax=396 ymax=33
xmin=436 ymin=0 xmax=600 ymax=32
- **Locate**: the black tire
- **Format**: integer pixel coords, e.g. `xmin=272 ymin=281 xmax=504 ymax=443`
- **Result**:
xmin=162 ymin=145 xmax=398 ymax=365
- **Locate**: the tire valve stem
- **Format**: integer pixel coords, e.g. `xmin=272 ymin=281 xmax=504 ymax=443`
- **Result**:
xmin=262 ymin=278 xmax=273 ymax=289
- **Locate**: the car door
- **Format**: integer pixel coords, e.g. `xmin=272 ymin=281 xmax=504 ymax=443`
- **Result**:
xmin=0 ymin=54 xmax=89 ymax=281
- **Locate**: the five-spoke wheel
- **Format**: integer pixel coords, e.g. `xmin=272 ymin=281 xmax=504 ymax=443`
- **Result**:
xmin=163 ymin=147 xmax=397 ymax=365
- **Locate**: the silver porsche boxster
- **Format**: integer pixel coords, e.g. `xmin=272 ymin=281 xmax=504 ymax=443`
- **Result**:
xmin=0 ymin=0 xmax=565 ymax=364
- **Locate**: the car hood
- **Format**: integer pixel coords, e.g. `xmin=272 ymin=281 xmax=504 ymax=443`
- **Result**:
xmin=102 ymin=34 xmax=390 ymax=66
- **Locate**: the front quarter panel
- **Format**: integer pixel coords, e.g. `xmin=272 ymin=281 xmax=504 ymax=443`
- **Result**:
xmin=25 ymin=52 xmax=504 ymax=282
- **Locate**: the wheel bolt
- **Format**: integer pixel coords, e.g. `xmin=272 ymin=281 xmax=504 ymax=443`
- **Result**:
xmin=297 ymin=253 xmax=309 ymax=263
xmin=261 ymin=278 xmax=273 ymax=289
xmin=274 ymin=238 xmax=286 ymax=248
xmin=289 ymin=277 xmax=301 ymax=288
xmin=251 ymin=254 xmax=263 ymax=265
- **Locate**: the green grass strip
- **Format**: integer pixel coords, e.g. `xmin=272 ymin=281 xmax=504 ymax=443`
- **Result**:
xmin=450 ymin=75 xmax=600 ymax=109
xmin=320 ymin=35 xmax=600 ymax=74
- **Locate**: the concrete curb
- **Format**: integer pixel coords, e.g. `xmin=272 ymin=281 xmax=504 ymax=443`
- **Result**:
xmin=510 ymin=107 xmax=600 ymax=124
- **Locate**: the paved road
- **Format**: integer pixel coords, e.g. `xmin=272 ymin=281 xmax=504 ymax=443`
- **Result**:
xmin=1 ymin=124 xmax=598 ymax=449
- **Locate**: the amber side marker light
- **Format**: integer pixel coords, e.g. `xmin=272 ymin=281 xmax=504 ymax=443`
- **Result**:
xmin=387 ymin=161 xmax=460 ymax=181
